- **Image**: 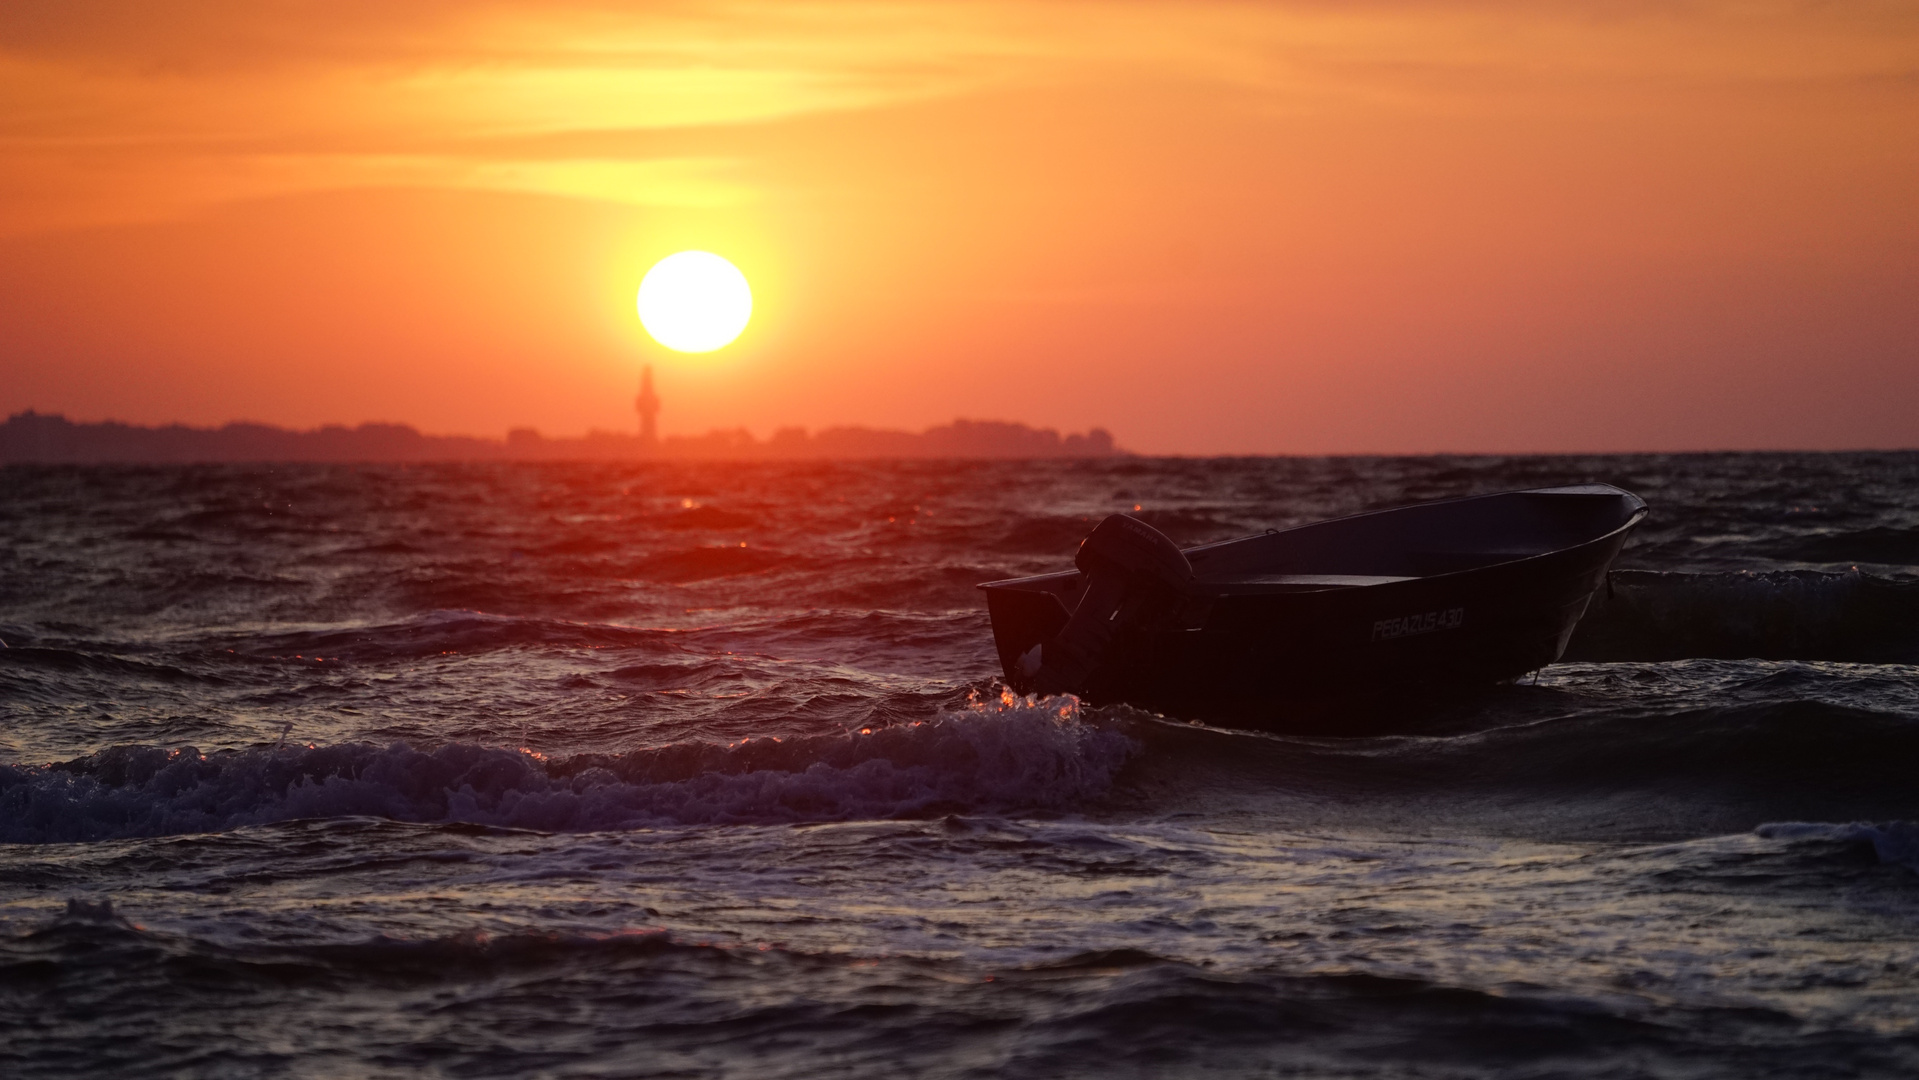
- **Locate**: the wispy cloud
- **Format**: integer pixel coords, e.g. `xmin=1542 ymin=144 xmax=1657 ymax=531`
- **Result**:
xmin=2 ymin=1 xmax=1914 ymax=233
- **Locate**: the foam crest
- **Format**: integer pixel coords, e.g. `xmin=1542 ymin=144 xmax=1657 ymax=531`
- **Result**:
xmin=0 ymin=692 xmax=1133 ymax=843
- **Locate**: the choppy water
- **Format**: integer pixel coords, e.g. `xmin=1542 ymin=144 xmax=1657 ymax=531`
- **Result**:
xmin=5 ymin=454 xmax=1919 ymax=1078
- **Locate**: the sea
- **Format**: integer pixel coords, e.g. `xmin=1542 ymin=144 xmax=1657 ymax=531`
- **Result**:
xmin=4 ymin=453 xmax=1919 ymax=1078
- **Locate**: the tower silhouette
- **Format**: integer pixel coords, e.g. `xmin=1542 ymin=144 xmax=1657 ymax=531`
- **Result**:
xmin=635 ymin=365 xmax=659 ymax=444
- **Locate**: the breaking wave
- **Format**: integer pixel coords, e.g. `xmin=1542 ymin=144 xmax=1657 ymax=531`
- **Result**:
xmin=0 ymin=692 xmax=1133 ymax=843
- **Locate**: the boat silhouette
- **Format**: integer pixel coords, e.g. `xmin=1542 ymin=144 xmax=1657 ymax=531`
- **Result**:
xmin=980 ymin=484 xmax=1647 ymax=733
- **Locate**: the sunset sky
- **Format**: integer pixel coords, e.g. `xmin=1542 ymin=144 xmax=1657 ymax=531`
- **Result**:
xmin=2 ymin=1 xmax=1915 ymax=454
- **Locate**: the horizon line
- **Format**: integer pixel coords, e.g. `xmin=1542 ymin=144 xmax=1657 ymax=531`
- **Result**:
xmin=4 ymin=410 xmax=1918 ymax=461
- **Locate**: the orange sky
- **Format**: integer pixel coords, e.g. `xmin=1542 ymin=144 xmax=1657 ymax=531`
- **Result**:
xmin=2 ymin=1 xmax=1916 ymax=453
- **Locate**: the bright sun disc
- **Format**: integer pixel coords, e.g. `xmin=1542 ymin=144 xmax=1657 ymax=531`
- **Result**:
xmin=636 ymin=251 xmax=752 ymax=353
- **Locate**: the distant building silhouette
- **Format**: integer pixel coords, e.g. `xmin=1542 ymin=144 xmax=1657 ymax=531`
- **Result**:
xmin=635 ymin=366 xmax=660 ymax=444
xmin=1 ymin=409 xmax=1124 ymax=463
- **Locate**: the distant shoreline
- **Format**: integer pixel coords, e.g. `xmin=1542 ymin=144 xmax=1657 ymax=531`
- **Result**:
xmin=0 ymin=411 xmax=1123 ymax=464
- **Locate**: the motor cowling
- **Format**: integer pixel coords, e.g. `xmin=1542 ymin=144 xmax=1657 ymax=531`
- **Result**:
xmin=1030 ymin=514 xmax=1193 ymax=696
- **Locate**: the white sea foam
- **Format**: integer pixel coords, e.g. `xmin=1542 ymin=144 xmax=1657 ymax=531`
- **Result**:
xmin=0 ymin=691 xmax=1132 ymax=843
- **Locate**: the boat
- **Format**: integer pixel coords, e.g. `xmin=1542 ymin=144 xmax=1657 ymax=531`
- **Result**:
xmin=978 ymin=484 xmax=1648 ymax=733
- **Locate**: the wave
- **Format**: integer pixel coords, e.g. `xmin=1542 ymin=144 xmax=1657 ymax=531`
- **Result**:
xmin=990 ymin=514 xmax=1101 ymax=555
xmin=1566 ymin=570 xmax=1919 ymax=663
xmin=1129 ymin=698 xmax=1919 ymax=837
xmin=4 ymin=607 xmax=977 ymax=677
xmin=1756 ymin=821 xmax=1919 ymax=873
xmin=631 ymin=544 xmax=791 ymax=582
xmin=235 ymin=610 xmax=686 ymax=663
xmin=1762 ymin=526 xmax=1919 ymax=567
xmin=1426 ymin=701 xmax=1919 ymax=815
xmin=0 ymin=692 xmax=1134 ymax=843
xmin=0 ymin=611 xmax=694 ymax=686
xmin=0 ymin=644 xmax=228 ymax=685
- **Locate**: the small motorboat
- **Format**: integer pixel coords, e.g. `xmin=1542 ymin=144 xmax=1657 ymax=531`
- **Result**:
xmin=978 ymin=484 xmax=1647 ymax=733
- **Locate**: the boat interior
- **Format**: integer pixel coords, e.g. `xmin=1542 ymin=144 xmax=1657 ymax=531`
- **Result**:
xmin=992 ymin=485 xmax=1646 ymax=597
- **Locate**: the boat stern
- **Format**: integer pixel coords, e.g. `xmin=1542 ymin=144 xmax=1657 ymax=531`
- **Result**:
xmin=977 ymin=573 xmax=1076 ymax=692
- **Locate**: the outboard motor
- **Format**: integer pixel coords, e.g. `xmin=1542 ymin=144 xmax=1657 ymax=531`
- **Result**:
xmin=1030 ymin=514 xmax=1194 ymax=696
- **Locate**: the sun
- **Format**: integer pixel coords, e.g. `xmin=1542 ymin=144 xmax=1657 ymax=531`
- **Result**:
xmin=636 ymin=251 xmax=752 ymax=353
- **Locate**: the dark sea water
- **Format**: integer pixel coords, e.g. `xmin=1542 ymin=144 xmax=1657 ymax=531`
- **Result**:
xmin=5 ymin=454 xmax=1919 ymax=1078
